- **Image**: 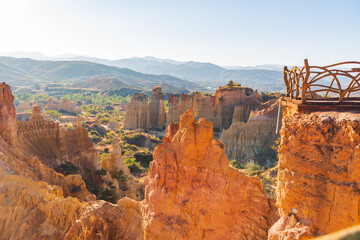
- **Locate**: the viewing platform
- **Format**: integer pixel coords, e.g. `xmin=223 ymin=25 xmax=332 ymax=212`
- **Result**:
xmin=282 ymin=59 xmax=360 ymax=113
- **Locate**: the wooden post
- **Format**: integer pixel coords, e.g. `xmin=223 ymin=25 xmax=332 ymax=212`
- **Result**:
xmin=283 ymin=66 xmax=289 ymax=97
xmin=302 ymin=59 xmax=310 ymax=104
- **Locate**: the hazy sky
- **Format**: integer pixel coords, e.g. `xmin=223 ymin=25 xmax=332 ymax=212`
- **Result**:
xmin=0 ymin=0 xmax=359 ymax=66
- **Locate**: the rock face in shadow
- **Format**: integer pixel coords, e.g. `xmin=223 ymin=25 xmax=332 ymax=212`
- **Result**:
xmin=167 ymin=85 xmax=262 ymax=131
xmin=141 ymin=109 xmax=278 ymax=239
xmin=124 ymin=87 xmax=166 ymax=130
xmin=268 ymin=110 xmax=360 ymax=239
xmin=0 ymin=82 xmax=17 ymax=146
xmin=220 ymin=99 xmax=280 ymax=163
xmin=146 ymin=86 xmax=166 ymax=129
xmin=17 ymin=107 xmax=102 ymax=191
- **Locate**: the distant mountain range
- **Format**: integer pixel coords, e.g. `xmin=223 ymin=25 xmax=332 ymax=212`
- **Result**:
xmin=0 ymin=56 xmax=201 ymax=91
xmin=0 ymin=52 xmax=286 ymax=92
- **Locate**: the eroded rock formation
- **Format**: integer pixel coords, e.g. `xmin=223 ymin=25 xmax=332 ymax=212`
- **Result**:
xmin=269 ymin=110 xmax=360 ymax=239
xmin=47 ymin=98 xmax=80 ymax=114
xmin=15 ymin=100 xmax=32 ymax=113
xmin=0 ymin=82 xmax=143 ymax=239
xmin=17 ymin=108 xmax=102 ymax=191
xmin=167 ymin=84 xmax=262 ymax=131
xmin=0 ymin=82 xmax=17 ymax=146
xmin=220 ymin=99 xmax=280 ymax=163
xmin=167 ymin=93 xmax=192 ymax=127
xmin=124 ymin=87 xmax=166 ymax=129
xmin=101 ymin=145 xmax=145 ymax=200
xmin=146 ymin=86 xmax=166 ymax=129
xmin=65 ymin=198 xmax=143 ymax=240
xmin=141 ymin=108 xmax=278 ymax=239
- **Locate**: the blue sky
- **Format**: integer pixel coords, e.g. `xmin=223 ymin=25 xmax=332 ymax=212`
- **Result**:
xmin=0 ymin=0 xmax=359 ymax=66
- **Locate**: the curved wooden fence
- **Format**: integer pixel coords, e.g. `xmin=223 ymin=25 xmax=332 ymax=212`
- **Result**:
xmin=284 ymin=59 xmax=360 ymax=103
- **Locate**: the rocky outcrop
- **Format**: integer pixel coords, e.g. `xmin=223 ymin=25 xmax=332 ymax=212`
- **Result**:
xmin=101 ymin=145 xmax=145 ymax=200
xmin=269 ymin=110 xmax=360 ymax=239
xmin=0 ymin=82 xmax=17 ymax=146
xmin=0 ymin=82 xmax=144 ymax=239
xmin=167 ymin=93 xmax=192 ymax=127
xmin=15 ymin=100 xmax=32 ymax=113
xmin=123 ymin=93 xmax=148 ymax=129
xmin=220 ymin=99 xmax=280 ymax=163
xmin=47 ymin=98 xmax=80 ymax=114
xmin=65 ymin=198 xmax=143 ymax=240
xmin=214 ymin=85 xmax=261 ymax=129
xmin=124 ymin=87 xmax=166 ymax=130
xmin=141 ymin=109 xmax=278 ymax=239
xmin=0 ymin=167 xmax=84 ymax=240
xmin=167 ymin=84 xmax=261 ymax=131
xmin=146 ymin=86 xmax=166 ymax=129
xmin=17 ymin=109 xmax=101 ymax=190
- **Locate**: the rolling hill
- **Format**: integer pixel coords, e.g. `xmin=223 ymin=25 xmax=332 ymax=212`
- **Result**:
xmin=62 ymin=56 xmax=285 ymax=92
xmin=0 ymin=57 xmax=203 ymax=91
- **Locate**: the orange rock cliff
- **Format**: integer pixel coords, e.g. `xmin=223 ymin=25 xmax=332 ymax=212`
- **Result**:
xmin=141 ymin=108 xmax=278 ymax=239
xmin=269 ymin=108 xmax=360 ymax=239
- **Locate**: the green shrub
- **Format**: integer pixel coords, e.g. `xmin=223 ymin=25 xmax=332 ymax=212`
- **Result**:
xmin=95 ymin=168 xmax=107 ymax=176
xmin=54 ymin=162 xmax=79 ymax=176
xmin=230 ymin=159 xmax=244 ymax=169
xmin=100 ymin=153 xmax=108 ymax=163
xmin=111 ymin=170 xmax=127 ymax=182
xmin=123 ymin=133 xmax=146 ymax=146
xmin=150 ymin=136 xmax=161 ymax=144
xmin=124 ymin=157 xmax=142 ymax=173
xmin=97 ymin=188 xmax=117 ymax=203
xmin=134 ymin=151 xmax=153 ymax=168
xmin=246 ymin=162 xmax=261 ymax=176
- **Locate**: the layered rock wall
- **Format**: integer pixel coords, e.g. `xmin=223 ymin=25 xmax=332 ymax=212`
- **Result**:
xmin=17 ymin=107 xmax=102 ymax=191
xmin=141 ymin=109 xmax=278 ymax=239
xmin=124 ymin=87 xmax=166 ymax=129
xmin=269 ymin=110 xmax=360 ymax=239
xmin=167 ymin=93 xmax=192 ymax=127
xmin=167 ymin=85 xmax=262 ymax=131
xmin=220 ymin=99 xmax=280 ymax=163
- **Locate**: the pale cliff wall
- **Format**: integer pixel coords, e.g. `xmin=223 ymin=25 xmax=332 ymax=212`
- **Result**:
xmin=146 ymin=86 xmax=166 ymax=129
xmin=167 ymin=93 xmax=192 ymax=127
xmin=220 ymin=99 xmax=280 ymax=163
xmin=167 ymin=85 xmax=262 ymax=131
xmin=124 ymin=87 xmax=166 ymax=129
xmin=47 ymin=98 xmax=80 ymax=114
xmin=141 ymin=109 xmax=278 ymax=239
xmin=123 ymin=93 xmax=148 ymax=129
xmin=269 ymin=110 xmax=360 ymax=239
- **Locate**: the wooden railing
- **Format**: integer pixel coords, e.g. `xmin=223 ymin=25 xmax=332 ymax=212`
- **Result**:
xmin=284 ymin=59 xmax=360 ymax=103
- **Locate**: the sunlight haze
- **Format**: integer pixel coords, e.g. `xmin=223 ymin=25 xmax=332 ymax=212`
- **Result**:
xmin=0 ymin=0 xmax=359 ymax=66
